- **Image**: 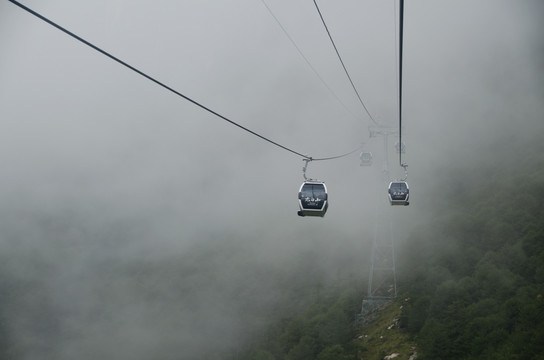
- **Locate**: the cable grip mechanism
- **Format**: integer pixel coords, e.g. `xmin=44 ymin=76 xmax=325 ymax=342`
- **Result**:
xmin=401 ymin=163 xmax=408 ymax=181
xmin=302 ymin=158 xmax=313 ymax=181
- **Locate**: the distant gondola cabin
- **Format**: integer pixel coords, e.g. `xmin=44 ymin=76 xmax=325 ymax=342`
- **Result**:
xmin=388 ymin=181 xmax=409 ymax=206
xmin=360 ymin=152 xmax=373 ymax=166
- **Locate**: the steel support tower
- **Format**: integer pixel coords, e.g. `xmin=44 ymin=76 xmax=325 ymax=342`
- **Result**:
xmin=361 ymin=126 xmax=398 ymax=316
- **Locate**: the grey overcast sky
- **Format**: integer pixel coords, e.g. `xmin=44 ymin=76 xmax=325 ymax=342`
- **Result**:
xmin=0 ymin=0 xmax=407 ymax=249
xmin=0 ymin=0 xmax=543 ymax=358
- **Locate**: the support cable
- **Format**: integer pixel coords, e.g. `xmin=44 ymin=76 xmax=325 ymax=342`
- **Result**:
xmin=398 ymin=0 xmax=406 ymax=168
xmin=311 ymin=144 xmax=363 ymax=161
xmin=260 ymin=0 xmax=362 ymax=124
xmin=312 ymin=0 xmax=379 ymax=126
xmin=393 ymin=0 xmax=399 ymax=121
xmin=8 ymin=0 xmax=361 ymax=162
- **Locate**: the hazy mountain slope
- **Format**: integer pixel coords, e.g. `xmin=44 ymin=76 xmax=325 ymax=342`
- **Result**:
xmin=398 ymin=135 xmax=544 ymax=359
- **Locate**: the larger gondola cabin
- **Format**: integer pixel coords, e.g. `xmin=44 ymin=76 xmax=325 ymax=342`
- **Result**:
xmin=297 ymin=181 xmax=328 ymax=217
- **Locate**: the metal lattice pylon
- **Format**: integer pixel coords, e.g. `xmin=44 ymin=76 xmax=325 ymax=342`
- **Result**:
xmin=366 ymin=126 xmax=398 ymax=301
xmin=367 ymin=218 xmax=397 ymax=299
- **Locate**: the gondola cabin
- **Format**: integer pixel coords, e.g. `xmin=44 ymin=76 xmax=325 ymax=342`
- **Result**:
xmin=360 ymin=152 xmax=373 ymax=166
xmin=297 ymin=181 xmax=328 ymax=217
xmin=388 ymin=181 xmax=409 ymax=206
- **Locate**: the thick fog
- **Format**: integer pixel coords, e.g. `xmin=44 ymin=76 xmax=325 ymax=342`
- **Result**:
xmin=0 ymin=0 xmax=542 ymax=358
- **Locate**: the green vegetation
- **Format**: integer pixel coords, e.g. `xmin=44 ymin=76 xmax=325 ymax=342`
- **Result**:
xmin=232 ymin=286 xmax=418 ymax=360
xmin=232 ymin=285 xmax=364 ymax=360
xmin=236 ymin=136 xmax=544 ymax=359
xmin=355 ymin=299 xmax=417 ymax=360
xmin=398 ymin=138 xmax=544 ymax=359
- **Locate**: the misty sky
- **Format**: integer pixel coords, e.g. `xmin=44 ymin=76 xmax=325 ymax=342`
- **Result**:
xmin=1 ymin=0 xmax=543 ymax=239
xmin=0 ymin=0 xmax=543 ymax=358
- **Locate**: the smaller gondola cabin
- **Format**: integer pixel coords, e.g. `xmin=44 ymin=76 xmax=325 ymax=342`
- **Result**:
xmin=388 ymin=181 xmax=409 ymax=206
xmin=297 ymin=181 xmax=328 ymax=217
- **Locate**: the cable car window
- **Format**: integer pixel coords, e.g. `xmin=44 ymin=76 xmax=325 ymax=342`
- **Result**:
xmin=390 ymin=182 xmax=407 ymax=191
xmin=313 ymin=185 xmax=327 ymax=199
xmin=301 ymin=184 xmax=326 ymax=199
xmin=301 ymin=184 xmax=313 ymax=198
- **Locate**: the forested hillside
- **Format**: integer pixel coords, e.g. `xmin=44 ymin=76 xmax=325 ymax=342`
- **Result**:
xmin=233 ymin=134 xmax=544 ymax=360
xmin=398 ymin=136 xmax=544 ymax=359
